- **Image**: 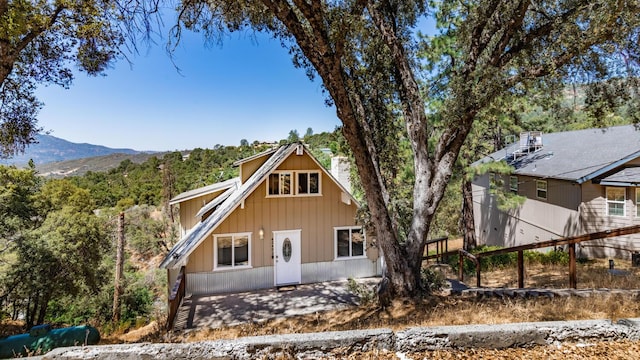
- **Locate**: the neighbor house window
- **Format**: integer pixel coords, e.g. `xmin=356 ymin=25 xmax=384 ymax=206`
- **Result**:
xmin=268 ymin=172 xmax=292 ymax=196
xmin=536 ymin=180 xmax=547 ymax=200
xmin=509 ymin=176 xmax=518 ymax=193
xmin=607 ymin=187 xmax=626 ymax=217
xmin=297 ymin=171 xmax=320 ymax=195
xmin=636 ymin=189 xmax=640 ymax=217
xmin=335 ymin=227 xmax=365 ymax=259
xmin=214 ymin=233 xmax=251 ymax=269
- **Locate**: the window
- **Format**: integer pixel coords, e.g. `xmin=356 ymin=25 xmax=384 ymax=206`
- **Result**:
xmin=267 ymin=170 xmax=321 ymax=196
xmin=297 ymin=171 xmax=320 ymax=195
xmin=214 ymin=233 xmax=251 ymax=269
xmin=268 ymin=172 xmax=292 ymax=195
xmin=536 ymin=180 xmax=547 ymax=200
xmin=607 ymin=187 xmax=626 ymax=217
xmin=509 ymin=176 xmax=518 ymax=193
xmin=335 ymin=227 xmax=365 ymax=259
xmin=637 ymin=189 xmax=640 ymax=217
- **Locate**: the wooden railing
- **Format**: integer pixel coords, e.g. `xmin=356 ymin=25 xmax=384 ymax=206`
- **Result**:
xmin=166 ymin=266 xmax=186 ymax=331
xmin=423 ymin=236 xmax=449 ymax=264
xmin=457 ymin=224 xmax=640 ymax=289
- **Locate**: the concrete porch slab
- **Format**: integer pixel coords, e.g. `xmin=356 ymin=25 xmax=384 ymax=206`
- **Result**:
xmin=173 ymin=277 xmax=380 ymax=330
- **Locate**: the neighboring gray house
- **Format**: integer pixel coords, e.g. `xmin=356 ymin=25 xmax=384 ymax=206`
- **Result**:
xmin=472 ymin=124 xmax=640 ymax=258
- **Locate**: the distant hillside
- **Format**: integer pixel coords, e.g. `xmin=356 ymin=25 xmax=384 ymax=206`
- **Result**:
xmin=36 ymin=152 xmax=168 ymax=178
xmin=1 ymin=134 xmax=143 ymax=166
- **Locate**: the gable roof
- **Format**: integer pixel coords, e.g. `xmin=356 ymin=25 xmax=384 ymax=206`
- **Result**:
xmin=169 ymin=177 xmax=240 ymax=205
xmin=159 ymin=143 xmax=358 ymax=269
xmin=474 ymin=125 xmax=640 ymax=183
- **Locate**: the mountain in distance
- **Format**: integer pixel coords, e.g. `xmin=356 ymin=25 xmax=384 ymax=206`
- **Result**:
xmin=1 ymin=134 xmax=145 ymax=167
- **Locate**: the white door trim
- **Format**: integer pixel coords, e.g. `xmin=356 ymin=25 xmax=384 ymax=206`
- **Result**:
xmin=273 ymin=229 xmax=302 ymax=286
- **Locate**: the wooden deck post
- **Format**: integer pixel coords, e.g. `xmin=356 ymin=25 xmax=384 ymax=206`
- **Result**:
xmin=569 ymin=243 xmax=577 ymax=289
xmin=517 ymin=250 xmax=524 ymax=288
xmin=476 ymin=262 xmax=481 ymax=288
xmin=458 ymin=252 xmax=464 ymax=282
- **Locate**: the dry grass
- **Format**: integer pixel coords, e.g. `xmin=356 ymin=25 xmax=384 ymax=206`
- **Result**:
xmin=171 ymin=291 xmax=640 ymax=343
xmin=480 ymin=258 xmax=640 ymax=289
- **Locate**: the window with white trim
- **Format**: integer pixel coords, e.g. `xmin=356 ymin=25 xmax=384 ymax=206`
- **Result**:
xmin=335 ymin=226 xmax=365 ymax=259
xmin=268 ymin=172 xmax=292 ymax=196
xmin=297 ymin=171 xmax=320 ymax=195
xmin=636 ymin=188 xmax=640 ymax=217
xmin=214 ymin=233 xmax=251 ymax=269
xmin=509 ymin=176 xmax=518 ymax=193
xmin=267 ymin=170 xmax=321 ymax=196
xmin=536 ymin=180 xmax=547 ymax=200
xmin=607 ymin=187 xmax=626 ymax=217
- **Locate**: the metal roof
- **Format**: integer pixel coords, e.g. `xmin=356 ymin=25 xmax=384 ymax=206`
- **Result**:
xmin=232 ymin=147 xmax=277 ymax=166
xmin=169 ymin=177 xmax=240 ymax=205
xmin=475 ymin=125 xmax=640 ymax=183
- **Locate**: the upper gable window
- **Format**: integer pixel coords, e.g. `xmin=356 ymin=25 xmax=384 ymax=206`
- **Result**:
xmin=297 ymin=171 xmax=320 ymax=195
xmin=267 ymin=170 xmax=321 ymax=197
xmin=607 ymin=187 xmax=626 ymax=217
xmin=268 ymin=172 xmax=292 ymax=195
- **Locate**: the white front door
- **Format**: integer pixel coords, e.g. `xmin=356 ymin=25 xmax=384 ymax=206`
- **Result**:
xmin=274 ymin=230 xmax=302 ymax=286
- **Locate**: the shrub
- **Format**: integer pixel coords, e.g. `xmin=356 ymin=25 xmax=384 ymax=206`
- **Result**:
xmin=347 ymin=278 xmax=376 ymax=306
xmin=420 ymin=267 xmax=445 ymax=294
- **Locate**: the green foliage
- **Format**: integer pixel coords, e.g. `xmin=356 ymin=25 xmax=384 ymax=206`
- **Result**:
xmin=287 ymin=129 xmax=300 ymax=143
xmin=347 ymin=278 xmax=376 ymax=306
xmin=420 ymin=267 xmax=446 ymax=295
xmin=125 ymin=205 xmax=176 ymax=258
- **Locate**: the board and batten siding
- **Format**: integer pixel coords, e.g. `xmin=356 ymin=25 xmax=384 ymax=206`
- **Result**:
xmin=178 ymin=190 xmax=226 ymax=235
xmin=240 ymin=153 xmax=271 ymax=183
xmin=184 ymin=151 xmax=378 ymax=278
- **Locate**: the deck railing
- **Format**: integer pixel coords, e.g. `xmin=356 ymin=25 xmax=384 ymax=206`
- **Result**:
xmin=423 ymin=236 xmax=449 ymax=264
xmin=456 ymin=225 xmax=640 ymax=289
xmin=166 ymin=266 xmax=186 ymax=331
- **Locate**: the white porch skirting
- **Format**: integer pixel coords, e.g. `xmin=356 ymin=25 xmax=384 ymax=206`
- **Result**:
xmin=186 ymin=258 xmax=381 ymax=295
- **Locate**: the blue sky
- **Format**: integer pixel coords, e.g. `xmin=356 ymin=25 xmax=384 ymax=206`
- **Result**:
xmin=35 ymin=15 xmax=434 ymax=152
xmin=36 ymin=30 xmax=337 ymax=152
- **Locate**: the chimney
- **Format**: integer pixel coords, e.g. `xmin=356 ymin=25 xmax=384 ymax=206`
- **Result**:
xmin=331 ymin=156 xmax=351 ymax=193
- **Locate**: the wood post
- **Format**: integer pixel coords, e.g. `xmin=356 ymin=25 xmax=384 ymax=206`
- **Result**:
xmin=569 ymin=243 xmax=577 ymax=289
xmin=458 ymin=252 xmax=464 ymax=282
xmin=517 ymin=250 xmax=524 ymax=288
xmin=112 ymin=212 xmax=125 ymax=323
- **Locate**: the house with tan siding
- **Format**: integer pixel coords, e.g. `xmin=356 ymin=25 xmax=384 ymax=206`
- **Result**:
xmin=472 ymin=125 xmax=640 ymax=259
xmin=160 ymin=143 xmax=381 ymax=295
